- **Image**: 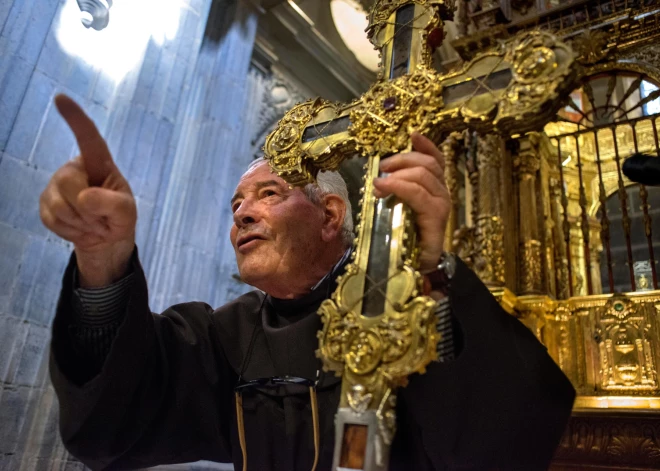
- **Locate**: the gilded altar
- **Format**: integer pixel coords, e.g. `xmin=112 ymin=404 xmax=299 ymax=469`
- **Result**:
xmin=447 ymin=1 xmax=660 ymax=468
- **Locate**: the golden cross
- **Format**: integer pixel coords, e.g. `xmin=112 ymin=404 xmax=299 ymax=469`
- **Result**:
xmin=263 ymin=1 xmax=578 ymax=469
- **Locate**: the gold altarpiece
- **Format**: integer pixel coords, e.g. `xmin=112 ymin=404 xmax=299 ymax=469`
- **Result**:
xmin=446 ymin=1 xmax=660 ymax=468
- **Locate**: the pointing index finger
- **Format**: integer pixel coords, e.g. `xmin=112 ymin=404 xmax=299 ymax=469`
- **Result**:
xmin=54 ymin=94 xmax=114 ymax=186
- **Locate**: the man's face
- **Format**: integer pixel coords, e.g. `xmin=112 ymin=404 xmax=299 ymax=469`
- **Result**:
xmin=230 ymin=162 xmax=327 ymax=291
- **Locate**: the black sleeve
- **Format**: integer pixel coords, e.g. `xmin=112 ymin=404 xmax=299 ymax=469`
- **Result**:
xmin=393 ymin=258 xmax=575 ymax=471
xmin=69 ymin=270 xmax=134 ymax=377
xmin=49 ymin=250 xmax=235 ymax=470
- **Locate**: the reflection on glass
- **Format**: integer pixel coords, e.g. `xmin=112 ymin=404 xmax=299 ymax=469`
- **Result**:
xmin=362 ymin=189 xmax=394 ymax=317
xmin=301 ymin=116 xmax=351 ymax=143
xmin=389 ymin=4 xmax=414 ymax=79
xmin=442 ymin=69 xmax=512 ymax=105
xmin=641 ymin=81 xmax=660 ymax=116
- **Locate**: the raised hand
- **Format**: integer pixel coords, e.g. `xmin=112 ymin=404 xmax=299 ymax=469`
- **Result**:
xmin=39 ymin=94 xmax=137 ymax=287
xmin=372 ymin=132 xmax=450 ymax=273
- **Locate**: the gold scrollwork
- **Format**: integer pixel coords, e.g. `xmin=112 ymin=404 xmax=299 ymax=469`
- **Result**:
xmin=263 ymin=98 xmax=357 ymax=186
xmin=349 ymin=68 xmax=445 ymax=157
xmin=496 ymin=31 xmax=577 ymax=131
xmin=347 ymin=330 xmax=383 ymax=375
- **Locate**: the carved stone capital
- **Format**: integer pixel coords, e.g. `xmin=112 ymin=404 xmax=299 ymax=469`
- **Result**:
xmin=514 ymin=133 xmax=542 ymax=178
xmin=513 ymin=149 xmax=541 ymax=178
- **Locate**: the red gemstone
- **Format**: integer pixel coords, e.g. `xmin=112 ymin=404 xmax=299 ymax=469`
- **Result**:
xmin=427 ymin=27 xmax=445 ymax=50
xmin=383 ymin=96 xmax=397 ymax=111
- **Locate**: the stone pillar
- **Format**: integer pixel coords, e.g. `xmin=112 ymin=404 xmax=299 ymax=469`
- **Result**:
xmin=0 ymin=0 xmax=223 ymax=468
xmin=146 ymin=0 xmax=259 ymax=311
xmin=475 ymin=133 xmax=505 ymax=287
xmin=514 ymin=135 xmax=543 ymax=295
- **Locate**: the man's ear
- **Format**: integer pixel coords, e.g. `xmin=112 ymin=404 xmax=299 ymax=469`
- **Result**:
xmin=321 ymin=194 xmax=346 ymax=242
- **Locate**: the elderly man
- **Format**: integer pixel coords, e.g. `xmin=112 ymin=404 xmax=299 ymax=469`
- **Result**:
xmin=42 ymin=95 xmax=575 ymax=471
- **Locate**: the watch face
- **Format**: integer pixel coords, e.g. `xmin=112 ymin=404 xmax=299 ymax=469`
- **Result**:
xmin=445 ymin=253 xmax=456 ymax=279
xmin=439 ymin=253 xmax=456 ymax=279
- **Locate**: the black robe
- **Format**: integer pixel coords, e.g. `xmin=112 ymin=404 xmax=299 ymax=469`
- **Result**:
xmin=50 ymin=252 xmax=575 ymax=471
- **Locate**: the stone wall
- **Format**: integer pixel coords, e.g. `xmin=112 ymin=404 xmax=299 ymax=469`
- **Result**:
xmin=0 ymin=0 xmax=264 ymax=468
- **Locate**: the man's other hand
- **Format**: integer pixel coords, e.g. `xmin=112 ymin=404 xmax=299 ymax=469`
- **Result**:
xmin=373 ymin=132 xmax=450 ymax=273
xmin=39 ymin=94 xmax=137 ymax=288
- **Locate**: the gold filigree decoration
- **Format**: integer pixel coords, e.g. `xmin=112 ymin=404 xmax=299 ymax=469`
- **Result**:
xmin=349 ymin=68 xmax=444 ymax=157
xmin=495 ymin=31 xmax=577 ymax=132
xmin=263 ymin=98 xmax=356 ymax=186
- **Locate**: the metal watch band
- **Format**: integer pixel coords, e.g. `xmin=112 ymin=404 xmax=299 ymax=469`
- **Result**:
xmin=424 ymin=252 xmax=456 ymax=295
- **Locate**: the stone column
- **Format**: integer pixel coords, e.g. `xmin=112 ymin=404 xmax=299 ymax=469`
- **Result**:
xmin=146 ymin=0 xmax=259 ymax=311
xmin=514 ymin=135 xmax=543 ymax=295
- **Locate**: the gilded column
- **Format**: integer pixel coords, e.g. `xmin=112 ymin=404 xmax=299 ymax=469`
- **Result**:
xmin=549 ymin=176 xmax=569 ymax=299
xmin=514 ymin=135 xmax=543 ymax=295
xmin=475 ymin=133 xmax=505 ymax=287
xmin=441 ymin=132 xmax=462 ymax=253
xmin=539 ymin=147 xmax=556 ymax=298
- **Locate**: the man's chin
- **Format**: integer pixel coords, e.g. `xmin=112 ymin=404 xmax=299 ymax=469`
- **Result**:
xmin=236 ymin=266 xmax=270 ymax=289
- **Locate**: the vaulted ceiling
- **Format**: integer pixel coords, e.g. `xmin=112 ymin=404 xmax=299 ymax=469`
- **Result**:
xmin=252 ymin=0 xmax=460 ymax=101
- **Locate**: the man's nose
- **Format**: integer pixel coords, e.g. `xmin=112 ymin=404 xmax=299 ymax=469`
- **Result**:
xmin=233 ymin=199 xmax=259 ymax=227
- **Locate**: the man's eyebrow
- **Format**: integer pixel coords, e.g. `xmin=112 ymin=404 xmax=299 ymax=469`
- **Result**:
xmin=255 ymin=180 xmax=285 ymax=191
xmin=230 ymin=191 xmax=243 ymax=206
xmin=230 ymin=180 xmax=286 ymax=206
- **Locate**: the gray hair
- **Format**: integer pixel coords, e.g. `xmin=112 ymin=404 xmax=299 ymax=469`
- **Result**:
xmin=247 ymin=159 xmax=354 ymax=247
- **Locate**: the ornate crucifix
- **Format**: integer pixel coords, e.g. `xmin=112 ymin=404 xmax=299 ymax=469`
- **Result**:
xmin=263 ymin=0 xmax=577 ymax=469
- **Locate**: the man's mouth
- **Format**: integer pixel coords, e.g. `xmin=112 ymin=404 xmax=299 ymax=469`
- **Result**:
xmin=237 ymin=234 xmax=267 ymax=252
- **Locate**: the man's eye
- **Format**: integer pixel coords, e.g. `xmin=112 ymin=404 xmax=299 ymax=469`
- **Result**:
xmin=231 ymin=202 xmax=241 ymax=213
xmin=262 ymin=190 xmax=277 ymax=197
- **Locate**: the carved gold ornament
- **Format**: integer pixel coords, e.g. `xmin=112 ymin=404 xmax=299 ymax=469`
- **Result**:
xmin=349 ymin=69 xmax=445 ymax=157
xmin=263 ymin=98 xmax=358 ymax=186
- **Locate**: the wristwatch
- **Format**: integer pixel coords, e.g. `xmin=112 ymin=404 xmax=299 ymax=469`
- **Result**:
xmin=423 ymin=252 xmax=456 ymax=295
